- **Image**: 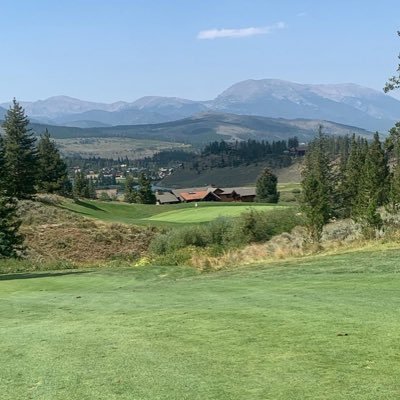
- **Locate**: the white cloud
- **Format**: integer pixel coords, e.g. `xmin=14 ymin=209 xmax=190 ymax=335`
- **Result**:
xmin=197 ymin=22 xmax=286 ymax=40
xmin=297 ymin=12 xmax=307 ymax=17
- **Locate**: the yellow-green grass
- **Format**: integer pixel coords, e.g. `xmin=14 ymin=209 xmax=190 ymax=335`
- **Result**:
xmin=2 ymin=248 xmax=400 ymax=399
xmin=278 ymin=182 xmax=301 ymax=192
xmin=61 ymin=199 xmax=289 ymax=225
xmin=147 ymin=204 xmax=286 ymax=223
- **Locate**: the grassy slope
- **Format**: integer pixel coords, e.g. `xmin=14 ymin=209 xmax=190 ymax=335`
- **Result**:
xmin=161 ymin=162 xmax=302 ymax=188
xmin=2 ymin=248 xmax=400 ymax=399
xmin=18 ymin=200 xmax=156 ymax=263
xmin=61 ymin=199 xmax=288 ymax=225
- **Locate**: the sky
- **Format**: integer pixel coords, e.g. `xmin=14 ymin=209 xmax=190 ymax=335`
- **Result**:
xmin=0 ymin=0 xmax=399 ymax=103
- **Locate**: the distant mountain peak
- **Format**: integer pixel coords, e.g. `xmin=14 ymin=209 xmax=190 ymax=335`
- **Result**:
xmin=2 ymin=79 xmax=399 ymax=131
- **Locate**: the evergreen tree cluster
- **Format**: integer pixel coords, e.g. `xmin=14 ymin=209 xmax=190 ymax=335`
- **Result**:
xmin=301 ymin=127 xmax=395 ymax=241
xmin=65 ymin=156 xmax=119 ymax=171
xmin=202 ymin=138 xmax=290 ymax=164
xmin=72 ymin=171 xmax=96 ymax=199
xmin=0 ymin=100 xmax=72 ymax=258
xmin=0 ymin=100 xmax=70 ymax=199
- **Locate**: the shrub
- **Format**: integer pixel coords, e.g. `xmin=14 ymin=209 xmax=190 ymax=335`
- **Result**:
xmin=149 ymin=208 xmax=304 ymax=262
xmin=99 ymin=192 xmax=111 ymax=202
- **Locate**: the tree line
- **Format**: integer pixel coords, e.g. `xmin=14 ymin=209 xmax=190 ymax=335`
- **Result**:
xmin=301 ymin=126 xmax=400 ymax=241
xmin=202 ymin=138 xmax=295 ymax=163
xmin=302 ymin=30 xmax=400 ymax=242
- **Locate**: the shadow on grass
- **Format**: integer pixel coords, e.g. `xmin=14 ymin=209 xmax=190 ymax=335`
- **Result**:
xmin=0 ymin=270 xmax=92 ymax=281
xmin=72 ymin=199 xmax=106 ymax=212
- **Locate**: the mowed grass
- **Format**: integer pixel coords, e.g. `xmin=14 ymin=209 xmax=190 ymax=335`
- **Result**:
xmin=62 ymin=199 xmax=287 ymax=225
xmin=147 ymin=204 xmax=286 ymax=223
xmin=2 ymin=248 xmax=400 ymax=399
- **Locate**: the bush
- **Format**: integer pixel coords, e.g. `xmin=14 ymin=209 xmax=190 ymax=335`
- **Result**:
xmin=99 ymin=192 xmax=111 ymax=202
xmin=149 ymin=208 xmax=304 ymax=262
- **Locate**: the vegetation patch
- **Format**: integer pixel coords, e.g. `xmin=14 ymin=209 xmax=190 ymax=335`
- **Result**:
xmin=149 ymin=208 xmax=304 ymax=266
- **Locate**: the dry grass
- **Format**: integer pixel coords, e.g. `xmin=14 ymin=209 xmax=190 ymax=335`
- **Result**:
xmin=190 ymin=218 xmax=400 ymax=272
xmin=190 ymin=227 xmax=307 ymax=271
xmin=19 ymin=197 xmax=157 ymax=263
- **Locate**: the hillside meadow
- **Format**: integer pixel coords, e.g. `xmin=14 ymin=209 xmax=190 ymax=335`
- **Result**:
xmin=2 ymin=247 xmax=400 ymax=399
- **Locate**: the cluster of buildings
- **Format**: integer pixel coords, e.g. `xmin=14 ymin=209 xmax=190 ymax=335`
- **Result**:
xmin=155 ymin=187 xmax=257 ymax=205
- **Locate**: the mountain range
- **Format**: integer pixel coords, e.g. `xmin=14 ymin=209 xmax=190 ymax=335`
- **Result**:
xmin=1 ymin=79 xmax=400 ymax=132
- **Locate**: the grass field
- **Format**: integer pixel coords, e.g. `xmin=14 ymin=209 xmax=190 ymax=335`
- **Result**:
xmin=2 ymin=248 xmax=400 ymax=399
xmin=147 ymin=205 xmax=286 ymax=223
xmin=62 ymin=199 xmax=288 ymax=225
xmin=54 ymin=137 xmax=190 ymax=159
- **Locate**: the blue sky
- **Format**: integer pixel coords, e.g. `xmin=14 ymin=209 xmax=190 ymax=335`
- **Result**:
xmin=0 ymin=0 xmax=399 ymax=102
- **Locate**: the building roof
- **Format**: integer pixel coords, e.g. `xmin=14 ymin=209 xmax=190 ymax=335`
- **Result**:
xmin=179 ymin=191 xmax=211 ymax=202
xmin=221 ymin=187 xmax=256 ymax=197
xmin=156 ymin=192 xmax=180 ymax=204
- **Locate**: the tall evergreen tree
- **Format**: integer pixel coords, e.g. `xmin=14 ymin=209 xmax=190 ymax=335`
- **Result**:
xmin=137 ymin=173 xmax=156 ymax=204
xmin=0 ymin=136 xmax=5 ymax=191
xmin=387 ymin=163 xmax=400 ymax=213
xmin=341 ymin=136 xmax=367 ymax=217
xmin=73 ymin=171 xmax=89 ymax=198
xmin=37 ymin=129 xmax=71 ymax=195
xmin=256 ymin=168 xmax=280 ymax=203
xmin=3 ymin=99 xmax=38 ymax=199
xmin=0 ymin=194 xmax=24 ymax=258
xmin=354 ymin=133 xmax=389 ymax=236
xmin=300 ymin=126 xmax=334 ymax=242
xmin=386 ymin=123 xmax=400 ymax=212
xmin=124 ymin=174 xmax=138 ymax=203
xmin=87 ymin=178 xmax=96 ymax=199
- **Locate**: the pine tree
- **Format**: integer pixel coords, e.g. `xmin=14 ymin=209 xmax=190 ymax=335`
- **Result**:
xmin=0 ymin=194 xmax=24 ymax=258
xmin=387 ymin=163 xmax=400 ymax=213
xmin=256 ymin=168 xmax=280 ymax=203
xmin=87 ymin=178 xmax=96 ymax=199
xmin=73 ymin=171 xmax=88 ymax=198
xmin=124 ymin=174 xmax=138 ymax=203
xmin=354 ymin=133 xmax=389 ymax=236
xmin=3 ymin=99 xmax=38 ymax=199
xmin=386 ymin=123 xmax=400 ymax=212
xmin=0 ymin=136 xmax=5 ymax=191
xmin=341 ymin=136 xmax=366 ymax=217
xmin=300 ymin=126 xmax=334 ymax=242
xmin=137 ymin=173 xmax=156 ymax=204
xmin=37 ymin=129 xmax=71 ymax=195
